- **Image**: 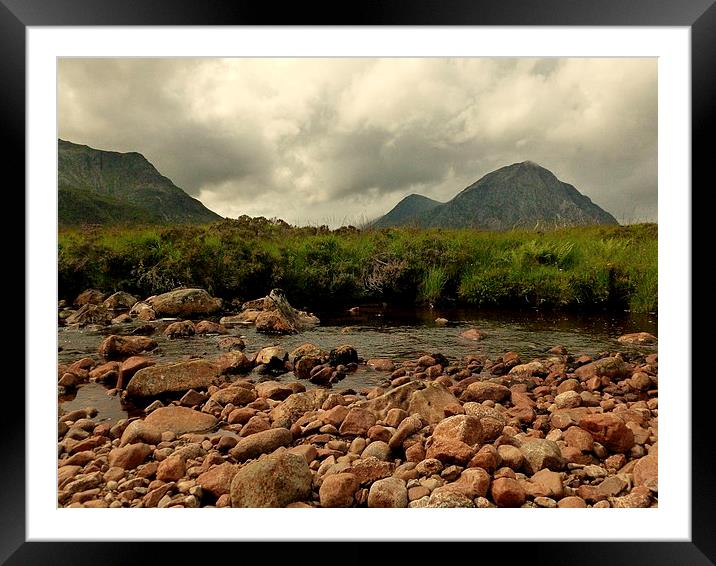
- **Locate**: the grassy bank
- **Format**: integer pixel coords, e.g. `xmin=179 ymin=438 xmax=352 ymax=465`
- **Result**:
xmin=58 ymin=218 xmax=657 ymax=313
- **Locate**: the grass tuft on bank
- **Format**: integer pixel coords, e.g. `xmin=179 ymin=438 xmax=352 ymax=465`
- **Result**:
xmin=58 ymin=217 xmax=657 ymax=313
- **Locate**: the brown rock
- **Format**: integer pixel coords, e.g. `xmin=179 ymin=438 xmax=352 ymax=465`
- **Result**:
xmin=462 ymin=382 xmax=511 ymax=403
xmin=438 ymin=468 xmax=490 ymax=499
xmin=120 ymin=420 xmax=162 ymax=446
xmin=354 ymin=381 xmax=423 ymax=420
xmin=255 ymin=381 xmax=293 ymax=401
xmin=195 ymin=320 xmax=229 ymax=335
xmin=144 ymin=406 xmax=218 ymax=435
xmin=338 ymin=408 xmax=377 ymax=436
xmin=230 ymin=450 xmax=312 ymax=507
xmin=147 ymin=288 xmax=221 ymax=317
xmin=529 ymin=469 xmax=564 ymax=499
xmin=519 ymin=439 xmax=565 ymax=474
xmin=564 ymin=426 xmax=594 ymax=452
xmin=217 ymin=336 xmax=246 ymax=351
xmin=633 ymin=454 xmax=658 ymax=490
xmin=126 ymin=360 xmax=222 ymax=397
xmin=319 ymin=473 xmax=360 ymax=507
xmin=108 ymin=443 xmax=152 ymax=470
xmin=368 ymin=477 xmax=408 ymax=508
xmin=350 ymin=457 xmax=395 ymax=484
xmin=579 ymin=413 xmax=635 ymax=453
xmin=367 ymin=358 xmax=396 ymax=372
xmin=270 ymin=390 xmax=330 ymax=428
xmin=460 ymin=328 xmax=485 ymax=341
xmin=408 ymin=383 xmax=461 ymax=425
xmin=156 ymin=455 xmax=186 ymax=482
xmin=491 ymin=477 xmax=526 ymax=507
xmin=99 ymin=335 xmax=157 ymax=360
xmin=558 ymin=496 xmax=587 ymax=508
xmin=462 ymin=403 xmax=506 ymax=441
xmin=197 ymin=463 xmax=239 ymax=498
xmin=432 ymin=414 xmax=483 ymax=446
xmin=575 ymin=356 xmax=632 ymax=382
xmin=229 ymin=428 xmax=292 ymax=462
xmin=211 ymin=386 xmax=257 ymax=406
xmin=74 ymin=288 xmax=106 ymax=306
xmin=617 ymin=332 xmax=657 ymax=345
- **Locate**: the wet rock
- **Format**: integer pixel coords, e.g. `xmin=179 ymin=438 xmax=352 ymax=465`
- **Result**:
xmin=103 ymin=291 xmax=138 ymax=311
xmin=75 ymin=288 xmax=106 ymax=306
xmin=216 ymin=336 xmax=246 ymax=351
xmin=163 ymin=320 xmax=196 ymax=338
xmin=367 ymin=358 xmax=396 ymax=372
xmin=491 ymin=477 xmax=526 ymax=507
xmin=519 ymin=439 xmax=565 ymax=474
xmin=578 ymin=413 xmax=635 ymax=453
xmin=147 ymin=288 xmax=221 ymax=317
xmin=255 ymin=346 xmax=288 ymax=368
xmin=99 ymin=335 xmax=157 ymax=360
xmin=66 ymin=304 xmax=114 ymax=326
xmin=329 ymin=345 xmax=358 ymax=366
xmin=460 ymin=328 xmax=485 ymax=341
xmin=618 ymin=332 xmax=657 ymax=345
xmin=256 ymin=310 xmax=295 ymax=334
xmin=196 ymin=463 xmax=239 ymax=498
xmin=129 ymin=302 xmax=157 ymax=321
xmin=144 ymin=406 xmax=218 ymax=435
xmin=319 ymin=473 xmax=360 ymax=507
xmin=194 ymin=320 xmax=229 ymax=335
xmin=462 ymin=382 xmax=510 ymax=403
xmin=126 ymin=359 xmax=222 ymax=397
xmin=108 ymin=443 xmax=152 ymax=470
xmin=230 ymin=450 xmax=312 ymax=508
xmin=408 ymin=383 xmax=461 ymax=425
xmin=229 ymin=428 xmax=292 ymax=462
xmin=368 ymin=477 xmax=408 ymax=508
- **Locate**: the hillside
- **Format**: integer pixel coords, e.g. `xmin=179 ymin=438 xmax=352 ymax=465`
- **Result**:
xmin=374 ymin=161 xmax=618 ymax=230
xmin=58 ymin=139 xmax=222 ymax=226
xmin=371 ymin=194 xmax=442 ymax=228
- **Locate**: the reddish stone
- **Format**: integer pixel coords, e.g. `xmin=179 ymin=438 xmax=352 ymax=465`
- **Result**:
xmin=491 ymin=477 xmax=526 ymax=507
xmin=579 ymin=414 xmax=635 ymax=453
xmin=319 ymin=473 xmax=360 ymax=507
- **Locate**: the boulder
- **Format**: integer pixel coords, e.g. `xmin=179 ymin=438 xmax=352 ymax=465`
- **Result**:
xmin=578 ymin=413 xmax=635 ymax=453
xmin=354 ymin=381 xmax=423 ymax=420
xmin=163 ymin=320 xmax=195 ymax=338
xmin=196 ymin=463 xmax=239 ymax=498
xmin=107 ymin=443 xmax=152 ymax=470
xmin=255 ymin=310 xmax=296 ymax=334
xmin=147 ymin=288 xmax=221 ymax=317
xmin=125 ymin=360 xmax=222 ymax=397
xmin=74 ymin=288 xmax=106 ymax=306
xmin=461 ymin=381 xmax=510 ymax=403
xmin=519 ymin=439 xmax=566 ymax=474
xmin=270 ymin=390 xmax=330 ymax=428
xmin=367 ymin=477 xmax=408 ymax=508
xmin=255 ymin=346 xmax=288 ymax=368
xmin=617 ymin=332 xmax=657 ymax=345
xmin=319 ymin=473 xmax=360 ymax=507
xmin=230 ymin=450 xmax=312 ymax=507
xmin=195 ymin=320 xmax=229 ymax=335
xmin=216 ymin=336 xmax=246 ymax=351
xmin=99 ymin=335 xmax=157 ymax=359
xmin=102 ymin=291 xmax=138 ymax=311
xmin=574 ymin=356 xmax=632 ymax=382
xmin=129 ymin=301 xmax=156 ymax=321
xmin=491 ymin=477 xmax=526 ymax=507
xmin=66 ymin=304 xmax=113 ymax=326
xmin=460 ymin=328 xmax=485 ymax=341
xmin=329 ymin=345 xmax=358 ymax=366
xmin=407 ymin=382 xmax=461 ymax=425
xmin=229 ymin=428 xmax=293 ymax=462
xmin=143 ymin=406 xmax=218 ymax=435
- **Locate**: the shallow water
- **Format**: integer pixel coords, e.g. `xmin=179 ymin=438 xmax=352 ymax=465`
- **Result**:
xmin=58 ymin=305 xmax=657 ymax=424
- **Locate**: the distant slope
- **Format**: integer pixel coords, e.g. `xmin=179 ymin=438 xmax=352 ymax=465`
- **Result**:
xmin=372 ymin=161 xmax=618 ymax=230
xmin=58 ymin=139 xmax=222 ymax=226
xmin=372 ymin=194 xmax=442 ymax=228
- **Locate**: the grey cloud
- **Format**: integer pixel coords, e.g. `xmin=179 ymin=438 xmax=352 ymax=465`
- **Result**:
xmin=59 ymin=57 xmax=657 ymax=226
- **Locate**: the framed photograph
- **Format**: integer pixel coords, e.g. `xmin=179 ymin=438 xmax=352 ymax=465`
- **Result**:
xmin=7 ymin=0 xmax=711 ymax=564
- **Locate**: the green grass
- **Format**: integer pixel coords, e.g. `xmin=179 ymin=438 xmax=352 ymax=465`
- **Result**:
xmin=58 ymin=218 xmax=658 ymax=313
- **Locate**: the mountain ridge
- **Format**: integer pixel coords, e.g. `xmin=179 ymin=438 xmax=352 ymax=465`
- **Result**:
xmin=372 ymin=161 xmax=619 ymax=230
xmin=58 ymin=139 xmax=222 ymax=226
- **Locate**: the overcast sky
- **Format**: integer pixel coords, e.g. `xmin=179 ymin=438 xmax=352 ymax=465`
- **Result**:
xmin=59 ymin=58 xmax=657 ymax=226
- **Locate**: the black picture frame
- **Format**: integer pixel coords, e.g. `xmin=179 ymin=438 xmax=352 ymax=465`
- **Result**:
xmin=5 ymin=0 xmax=710 ymax=564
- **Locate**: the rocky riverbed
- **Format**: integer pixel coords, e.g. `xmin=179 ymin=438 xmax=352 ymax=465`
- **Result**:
xmin=57 ymin=288 xmax=658 ymax=508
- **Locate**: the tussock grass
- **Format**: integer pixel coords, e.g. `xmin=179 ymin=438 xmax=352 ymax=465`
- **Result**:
xmin=58 ymin=218 xmax=657 ymax=312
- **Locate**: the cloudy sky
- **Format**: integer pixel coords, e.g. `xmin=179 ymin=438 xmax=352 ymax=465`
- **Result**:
xmin=59 ymin=58 xmax=657 ymax=226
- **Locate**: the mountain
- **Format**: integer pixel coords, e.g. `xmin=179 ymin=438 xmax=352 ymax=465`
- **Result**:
xmin=58 ymin=139 xmax=222 ymax=226
xmin=372 ymin=161 xmax=619 ymax=230
xmin=371 ymin=194 xmax=442 ymax=228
